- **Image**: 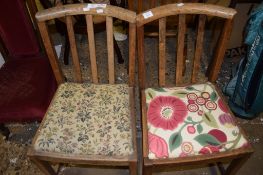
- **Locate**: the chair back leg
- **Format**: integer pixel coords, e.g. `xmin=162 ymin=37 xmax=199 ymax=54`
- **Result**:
xmin=30 ymin=157 xmax=57 ymax=175
xmin=224 ymin=153 xmax=253 ymax=175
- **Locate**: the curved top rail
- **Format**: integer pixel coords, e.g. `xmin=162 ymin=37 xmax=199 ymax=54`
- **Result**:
xmin=137 ymin=3 xmax=237 ymax=27
xmin=36 ymin=4 xmax=136 ymax=23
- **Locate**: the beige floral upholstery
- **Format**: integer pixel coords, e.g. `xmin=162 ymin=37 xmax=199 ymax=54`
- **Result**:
xmin=145 ymin=82 xmax=249 ymax=159
xmin=33 ymin=83 xmax=133 ymax=157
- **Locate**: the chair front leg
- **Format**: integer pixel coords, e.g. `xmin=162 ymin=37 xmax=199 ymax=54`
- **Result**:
xmin=143 ymin=165 xmax=152 ymax=175
xmin=143 ymin=158 xmax=153 ymax=175
xmin=30 ymin=157 xmax=57 ymax=175
xmin=129 ymin=160 xmax=137 ymax=175
xmin=224 ymin=153 xmax=252 ymax=175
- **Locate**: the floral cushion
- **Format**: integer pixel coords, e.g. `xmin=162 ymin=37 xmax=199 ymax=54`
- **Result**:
xmin=145 ymin=82 xmax=249 ymax=159
xmin=33 ymin=83 xmax=133 ymax=157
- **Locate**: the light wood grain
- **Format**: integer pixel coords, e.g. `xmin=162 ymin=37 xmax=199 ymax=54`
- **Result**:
xmin=37 ymin=22 xmax=64 ymax=84
xmin=85 ymin=15 xmax=98 ymax=84
xmin=66 ymin=16 xmax=82 ymax=83
xmin=28 ymin=148 xmax=131 ymax=166
xmin=129 ymin=24 xmax=136 ymax=87
xmin=176 ymin=14 xmax=186 ymax=85
xmin=141 ymin=90 xmax=149 ymax=158
xmin=106 ymin=16 xmax=114 ymax=84
xmin=138 ymin=26 xmax=146 ymax=89
xmin=191 ymin=14 xmax=206 ymax=83
xmin=136 ymin=3 xmax=236 ymax=27
xmin=36 ymin=4 xmax=136 ymax=23
xmin=159 ymin=17 xmax=166 ymax=87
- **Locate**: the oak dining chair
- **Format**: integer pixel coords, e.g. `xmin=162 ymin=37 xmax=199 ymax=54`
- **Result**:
xmin=27 ymin=4 xmax=137 ymax=175
xmin=137 ymin=3 xmax=253 ymax=175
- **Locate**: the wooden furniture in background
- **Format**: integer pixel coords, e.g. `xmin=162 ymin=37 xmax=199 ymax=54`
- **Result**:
xmin=27 ymin=4 xmax=137 ymax=175
xmin=137 ymin=3 xmax=253 ymax=175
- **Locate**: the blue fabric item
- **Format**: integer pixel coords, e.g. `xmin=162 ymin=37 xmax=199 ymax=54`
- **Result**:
xmin=224 ymin=2 xmax=263 ymax=118
xmin=245 ymin=3 xmax=263 ymax=45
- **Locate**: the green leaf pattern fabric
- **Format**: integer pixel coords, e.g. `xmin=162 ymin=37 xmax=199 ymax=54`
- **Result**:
xmin=34 ymin=83 xmax=133 ymax=157
xmin=145 ymin=82 xmax=249 ymax=159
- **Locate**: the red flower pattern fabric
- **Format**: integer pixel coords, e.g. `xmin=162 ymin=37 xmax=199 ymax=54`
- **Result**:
xmin=199 ymin=146 xmax=220 ymax=155
xmin=147 ymin=96 xmax=187 ymax=130
xmin=145 ymin=83 xmax=250 ymax=159
xmin=148 ymin=132 xmax=168 ymax=158
xmin=218 ymin=98 xmax=228 ymax=113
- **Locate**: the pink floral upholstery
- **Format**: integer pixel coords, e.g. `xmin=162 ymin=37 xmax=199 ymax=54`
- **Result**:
xmin=145 ymin=82 xmax=249 ymax=159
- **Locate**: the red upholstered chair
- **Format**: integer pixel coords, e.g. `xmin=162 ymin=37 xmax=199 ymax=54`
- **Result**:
xmin=0 ymin=0 xmax=57 ymax=137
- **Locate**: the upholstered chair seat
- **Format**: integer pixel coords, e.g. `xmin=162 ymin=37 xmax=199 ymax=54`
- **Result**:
xmin=34 ymin=83 xmax=133 ymax=157
xmin=145 ymin=83 xmax=249 ymax=159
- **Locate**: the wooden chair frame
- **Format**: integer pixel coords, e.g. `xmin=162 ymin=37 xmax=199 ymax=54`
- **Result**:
xmin=137 ymin=3 xmax=253 ymax=175
xmin=27 ymin=4 xmax=137 ymax=175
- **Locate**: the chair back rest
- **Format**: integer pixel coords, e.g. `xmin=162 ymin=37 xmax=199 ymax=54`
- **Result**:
xmin=36 ymin=4 xmax=136 ymax=86
xmin=136 ymin=3 xmax=236 ymax=89
xmin=131 ymin=0 xmax=199 ymax=12
xmin=0 ymin=0 xmax=40 ymax=58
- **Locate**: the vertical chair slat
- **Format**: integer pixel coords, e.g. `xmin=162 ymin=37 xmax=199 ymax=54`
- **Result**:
xmin=129 ymin=23 xmax=136 ymax=87
xmin=85 ymin=15 xmax=98 ymax=84
xmin=150 ymin=0 xmax=156 ymax=8
xmin=191 ymin=14 xmax=206 ymax=83
xmin=106 ymin=16 xmax=115 ymax=84
xmin=138 ymin=0 xmax=143 ymax=13
xmin=176 ymin=14 xmax=186 ymax=85
xmin=159 ymin=17 xmax=166 ymax=87
xmin=138 ymin=26 xmax=146 ymax=89
xmin=208 ymin=19 xmax=233 ymax=82
xmin=37 ymin=22 xmax=64 ymax=85
xmin=66 ymin=16 xmax=82 ymax=83
xmin=128 ymin=0 xmax=134 ymax=11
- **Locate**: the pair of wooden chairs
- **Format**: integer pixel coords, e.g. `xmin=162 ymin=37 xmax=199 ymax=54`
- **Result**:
xmin=27 ymin=2 xmax=253 ymax=175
